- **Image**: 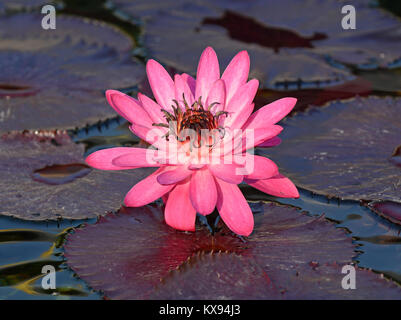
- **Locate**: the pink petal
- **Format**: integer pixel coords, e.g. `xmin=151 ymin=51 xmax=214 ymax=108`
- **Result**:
xmin=157 ymin=165 xmax=193 ymax=185
xmin=152 ymin=144 xmax=190 ymax=165
xmin=224 ymin=79 xmax=259 ymax=128
xmin=209 ymin=163 xmax=244 ymax=184
xmin=221 ymin=126 xmax=283 ymax=154
xmin=235 ymin=125 xmax=283 ymax=153
xmin=221 ymin=50 xmax=250 ymax=105
xmin=215 ymin=178 xmax=254 ymax=236
xmin=206 ymin=79 xmax=226 ymax=113
xmin=257 ymin=136 xmax=282 ymax=148
xmin=112 ymin=149 xmax=162 ymax=167
xmin=165 ymin=179 xmax=196 ymax=231
xmin=106 ymin=90 xmax=152 ymax=127
xmin=124 ymin=167 xmax=175 ymax=207
xmin=174 ymin=74 xmax=195 ymax=109
xmin=129 ymin=123 xmax=149 ymax=142
xmin=195 ymin=47 xmax=220 ymax=103
xmin=138 ymin=93 xmax=166 ymax=124
xmin=229 ymin=103 xmax=254 ymax=130
xmin=188 ymin=164 xmax=205 ymax=170
xmin=181 ymin=73 xmax=196 ymax=96
xmin=146 ymin=59 xmax=175 ymax=111
xmin=129 ymin=124 xmax=166 ymax=149
xmin=243 ymin=154 xmax=278 ymax=180
xmin=243 ymin=97 xmax=297 ymax=130
xmin=245 ymin=174 xmax=299 ymax=198
xmin=189 ymin=168 xmax=217 ymax=215
xmin=86 ymin=147 xmax=142 ymax=170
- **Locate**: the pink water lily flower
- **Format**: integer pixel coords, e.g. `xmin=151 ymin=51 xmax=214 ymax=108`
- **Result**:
xmin=86 ymin=47 xmax=299 ymax=236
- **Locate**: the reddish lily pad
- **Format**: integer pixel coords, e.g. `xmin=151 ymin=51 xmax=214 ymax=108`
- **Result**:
xmin=260 ymin=96 xmax=401 ymax=206
xmin=0 ymin=13 xmax=145 ymax=133
xmin=64 ymin=202 xmax=401 ymax=299
xmin=368 ymin=201 xmax=401 ymax=226
xmin=112 ymin=0 xmax=401 ymax=89
xmin=0 ymin=131 xmax=154 ymax=221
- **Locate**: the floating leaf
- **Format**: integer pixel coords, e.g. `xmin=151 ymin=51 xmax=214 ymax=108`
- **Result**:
xmin=0 ymin=13 xmax=145 ymax=133
xmin=259 ymin=97 xmax=401 ymax=213
xmin=254 ymin=77 xmax=372 ymax=113
xmin=0 ymin=13 xmax=133 ymax=52
xmin=64 ymin=202 xmax=401 ymax=299
xmin=0 ymin=0 xmax=51 ymax=13
xmin=112 ymin=0 xmax=401 ymax=89
xmin=0 ymin=131 xmax=154 ymax=220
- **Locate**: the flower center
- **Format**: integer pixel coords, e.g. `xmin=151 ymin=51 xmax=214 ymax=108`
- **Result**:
xmin=179 ymin=108 xmax=216 ymax=134
xmin=153 ymin=94 xmax=227 ymax=148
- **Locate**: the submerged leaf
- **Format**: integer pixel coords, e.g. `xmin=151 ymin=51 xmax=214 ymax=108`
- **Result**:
xmin=64 ymin=202 xmax=401 ymax=299
xmin=0 ymin=131 xmax=154 ymax=220
xmin=0 ymin=13 xmax=145 ymax=133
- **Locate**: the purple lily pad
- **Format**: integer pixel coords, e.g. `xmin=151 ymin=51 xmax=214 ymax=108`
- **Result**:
xmin=112 ymin=0 xmax=401 ymax=89
xmin=260 ymin=96 xmax=401 ymax=207
xmin=0 ymin=13 xmax=133 ymax=52
xmin=390 ymin=144 xmax=401 ymax=168
xmin=64 ymin=202 xmax=401 ymax=299
xmin=254 ymin=77 xmax=372 ymax=113
xmin=0 ymin=130 xmax=154 ymax=220
xmin=0 ymin=13 xmax=145 ymax=133
xmin=0 ymin=0 xmax=51 ymax=13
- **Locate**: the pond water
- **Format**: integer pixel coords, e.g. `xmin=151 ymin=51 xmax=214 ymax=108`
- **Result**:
xmin=0 ymin=0 xmax=400 ymax=299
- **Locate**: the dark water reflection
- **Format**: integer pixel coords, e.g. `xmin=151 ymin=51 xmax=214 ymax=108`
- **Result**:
xmin=0 ymin=217 xmax=99 ymax=299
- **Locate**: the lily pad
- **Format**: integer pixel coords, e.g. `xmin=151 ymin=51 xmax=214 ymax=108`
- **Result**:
xmin=0 ymin=13 xmax=145 ymax=133
xmin=0 ymin=131 xmax=154 ymax=221
xmin=0 ymin=0 xmax=52 ymax=13
xmin=260 ymin=96 xmax=401 ymax=206
xmin=0 ymin=13 xmax=133 ymax=52
xmin=254 ymin=77 xmax=372 ymax=113
xmin=64 ymin=202 xmax=401 ymax=299
xmin=111 ymin=0 xmax=401 ymax=89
